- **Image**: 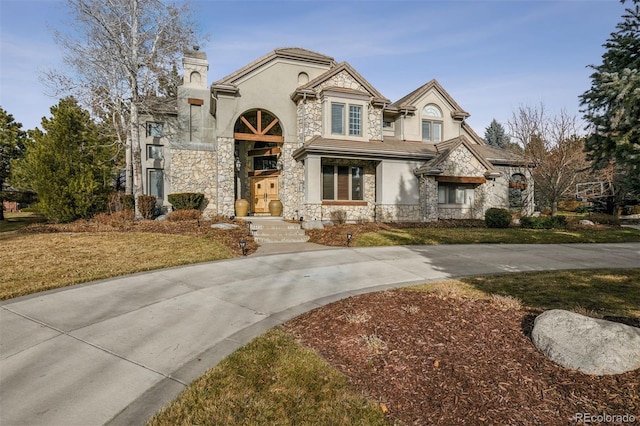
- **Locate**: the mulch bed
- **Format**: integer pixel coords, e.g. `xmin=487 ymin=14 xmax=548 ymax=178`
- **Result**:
xmin=285 ymin=290 xmax=639 ymax=425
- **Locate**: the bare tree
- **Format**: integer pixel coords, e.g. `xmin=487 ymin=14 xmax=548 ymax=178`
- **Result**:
xmin=45 ymin=0 xmax=201 ymax=217
xmin=508 ymin=105 xmax=589 ymax=215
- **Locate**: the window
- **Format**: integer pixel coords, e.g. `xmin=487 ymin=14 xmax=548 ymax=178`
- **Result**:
xmin=146 ymin=122 xmax=163 ymax=138
xmin=253 ymin=155 xmax=278 ymax=171
xmin=331 ymin=102 xmax=362 ymax=137
xmin=422 ymin=104 xmax=443 ymax=142
xmin=331 ymin=103 xmax=344 ymax=135
xmin=438 ymin=184 xmax=472 ymax=205
xmin=349 ymin=105 xmax=362 ymax=136
xmin=322 ymin=165 xmax=363 ymax=201
xmin=383 ymin=120 xmax=394 ymax=129
xmin=148 ymin=169 xmax=164 ymax=199
xmin=147 ymin=145 xmax=163 ymax=160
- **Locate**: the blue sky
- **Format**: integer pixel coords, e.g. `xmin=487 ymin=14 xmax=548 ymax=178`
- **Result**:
xmin=0 ymin=0 xmax=624 ymax=136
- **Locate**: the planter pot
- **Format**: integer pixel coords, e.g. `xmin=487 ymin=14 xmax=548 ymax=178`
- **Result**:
xmin=268 ymin=199 xmax=283 ymax=217
xmin=235 ymin=199 xmax=249 ymax=217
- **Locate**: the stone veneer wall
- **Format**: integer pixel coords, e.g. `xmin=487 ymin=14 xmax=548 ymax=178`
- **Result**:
xmin=419 ymin=176 xmax=439 ymax=222
xmin=216 ymin=137 xmax=235 ymax=217
xmin=375 ymin=204 xmax=421 ymax=222
xmin=169 ymin=146 xmax=218 ymax=218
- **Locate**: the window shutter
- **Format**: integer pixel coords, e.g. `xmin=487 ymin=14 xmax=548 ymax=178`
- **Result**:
xmin=322 ymin=165 xmax=334 ymax=200
xmin=337 ymin=166 xmax=349 ymax=200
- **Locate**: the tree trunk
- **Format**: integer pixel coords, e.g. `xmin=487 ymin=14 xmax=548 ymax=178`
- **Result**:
xmin=125 ymin=138 xmax=133 ymax=194
xmin=0 ymin=204 xmax=5 ymax=221
xmin=551 ymin=200 xmax=558 ymax=216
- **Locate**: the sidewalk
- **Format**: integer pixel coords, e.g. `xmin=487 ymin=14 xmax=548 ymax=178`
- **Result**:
xmin=1 ymin=243 xmax=639 ymax=426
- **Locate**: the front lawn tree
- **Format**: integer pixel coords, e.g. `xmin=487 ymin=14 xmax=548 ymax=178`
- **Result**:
xmin=47 ymin=0 xmax=200 ymax=218
xmin=0 ymin=107 xmax=27 ymax=221
xmin=10 ymin=98 xmax=115 ymax=223
xmin=508 ymin=105 xmax=589 ymax=216
xmin=580 ymin=0 xmax=640 ymax=202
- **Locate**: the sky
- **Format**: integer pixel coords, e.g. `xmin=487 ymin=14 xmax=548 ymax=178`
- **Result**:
xmin=0 ymin=0 xmax=626 ymax=136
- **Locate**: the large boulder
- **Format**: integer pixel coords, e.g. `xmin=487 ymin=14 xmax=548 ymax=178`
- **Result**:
xmin=531 ymin=309 xmax=640 ymax=375
xmin=301 ymin=220 xmax=324 ymax=230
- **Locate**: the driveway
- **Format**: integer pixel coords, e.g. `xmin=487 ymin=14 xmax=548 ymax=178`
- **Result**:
xmin=1 ymin=243 xmax=639 ymax=426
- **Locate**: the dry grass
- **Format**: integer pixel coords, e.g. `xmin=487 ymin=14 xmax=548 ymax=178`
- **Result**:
xmin=343 ymin=310 xmax=371 ymax=324
xmin=0 ymin=232 xmax=234 ymax=300
xmin=147 ymin=327 xmax=388 ymax=426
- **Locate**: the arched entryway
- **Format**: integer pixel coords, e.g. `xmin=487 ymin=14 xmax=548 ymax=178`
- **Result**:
xmin=509 ymin=173 xmax=528 ymax=212
xmin=234 ymin=109 xmax=284 ymax=214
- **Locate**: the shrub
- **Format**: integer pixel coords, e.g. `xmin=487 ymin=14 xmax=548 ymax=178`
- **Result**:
xmin=167 ymin=209 xmax=202 ymax=221
xmin=330 ymin=209 xmax=347 ymax=225
xmin=168 ymin=193 xmax=205 ymax=211
xmin=138 ymin=195 xmax=157 ymax=219
xmin=108 ymin=193 xmax=135 ymax=213
xmin=587 ymin=213 xmax=620 ymax=226
xmin=520 ymin=215 xmax=567 ymax=229
xmin=484 ymin=208 xmax=512 ymax=228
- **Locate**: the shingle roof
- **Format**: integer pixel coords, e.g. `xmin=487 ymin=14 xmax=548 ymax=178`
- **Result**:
xmin=390 ymin=79 xmax=469 ymax=118
xmin=292 ymin=136 xmax=437 ymax=160
xmin=414 ymin=135 xmax=499 ymax=176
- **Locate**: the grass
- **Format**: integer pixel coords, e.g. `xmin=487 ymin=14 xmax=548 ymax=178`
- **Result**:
xmin=146 ymin=327 xmax=388 ymax=426
xmin=354 ymin=227 xmax=640 ymax=246
xmin=0 ymin=232 xmax=235 ymax=300
xmin=0 ymin=211 xmax=46 ymax=233
xmin=148 ymin=268 xmax=640 ymax=425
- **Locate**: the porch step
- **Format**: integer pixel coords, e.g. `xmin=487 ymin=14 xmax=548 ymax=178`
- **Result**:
xmin=249 ymin=219 xmax=310 ymax=244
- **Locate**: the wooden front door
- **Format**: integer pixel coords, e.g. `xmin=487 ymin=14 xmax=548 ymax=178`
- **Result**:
xmin=251 ymin=176 xmax=278 ymax=213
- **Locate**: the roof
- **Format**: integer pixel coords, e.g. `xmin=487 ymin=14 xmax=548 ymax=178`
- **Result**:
xmin=212 ymin=47 xmax=335 ymax=87
xmin=389 ymin=79 xmax=469 ymax=118
xmin=294 ymin=61 xmax=389 ymax=104
xmin=292 ymin=136 xmax=437 ymax=161
xmin=414 ymin=136 xmax=499 ymax=177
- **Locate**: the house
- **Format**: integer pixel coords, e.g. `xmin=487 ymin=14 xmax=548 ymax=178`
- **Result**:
xmin=141 ymin=47 xmax=533 ymax=222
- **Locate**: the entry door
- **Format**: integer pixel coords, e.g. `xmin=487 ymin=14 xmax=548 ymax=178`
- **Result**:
xmin=252 ymin=176 xmax=278 ymax=213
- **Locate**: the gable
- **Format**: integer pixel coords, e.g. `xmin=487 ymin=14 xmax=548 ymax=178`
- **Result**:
xmin=415 ymin=136 xmax=500 ymax=178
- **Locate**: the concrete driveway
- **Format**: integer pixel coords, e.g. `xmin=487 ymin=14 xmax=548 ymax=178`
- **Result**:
xmin=1 ymin=243 xmax=639 ymax=426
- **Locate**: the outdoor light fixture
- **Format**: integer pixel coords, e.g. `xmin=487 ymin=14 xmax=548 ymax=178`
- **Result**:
xmin=247 ymin=221 xmax=252 ymax=236
xmin=299 ymin=216 xmax=304 ymax=223
xmin=239 ymin=239 xmax=247 ymax=256
xmin=346 ymin=233 xmax=353 ymax=247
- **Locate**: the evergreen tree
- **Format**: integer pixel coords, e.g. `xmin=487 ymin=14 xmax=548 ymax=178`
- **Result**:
xmin=11 ymin=98 xmax=115 ymax=223
xmin=0 ymin=107 xmax=27 ymax=220
xmin=484 ymin=119 xmax=511 ymax=149
xmin=580 ymin=0 xmax=640 ymax=198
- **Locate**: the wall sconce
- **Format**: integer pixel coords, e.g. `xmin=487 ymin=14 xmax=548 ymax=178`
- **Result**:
xmin=235 ymin=157 xmax=241 ymax=172
xmin=239 ymin=239 xmax=247 ymax=256
xmin=346 ymin=233 xmax=352 ymax=247
xmin=299 ymin=216 xmax=304 ymax=223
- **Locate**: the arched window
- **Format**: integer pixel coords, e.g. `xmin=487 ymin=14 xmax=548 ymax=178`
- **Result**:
xmin=509 ymin=173 xmax=527 ymax=209
xmin=422 ymin=104 xmax=443 ymax=142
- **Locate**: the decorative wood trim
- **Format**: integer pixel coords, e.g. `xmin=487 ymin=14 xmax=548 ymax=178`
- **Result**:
xmin=187 ymin=98 xmax=204 ymax=105
xmin=435 ymin=176 xmax=486 ymax=184
xmin=509 ymin=182 xmax=528 ymax=190
xmin=234 ymin=133 xmax=284 ymax=143
xmin=248 ymin=147 xmax=281 ymax=157
xmin=248 ymin=170 xmax=281 ymax=177
xmin=240 ymin=116 xmax=258 ymax=135
xmin=322 ymin=201 xmax=368 ymax=206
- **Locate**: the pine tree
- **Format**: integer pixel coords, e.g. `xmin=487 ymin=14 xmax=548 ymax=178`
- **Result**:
xmin=580 ymin=0 xmax=640 ymax=198
xmin=11 ymin=98 xmax=115 ymax=223
xmin=0 ymin=107 xmax=27 ymax=220
xmin=484 ymin=119 xmax=511 ymax=149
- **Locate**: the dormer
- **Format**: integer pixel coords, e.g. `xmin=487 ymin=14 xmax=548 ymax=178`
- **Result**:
xmin=291 ymin=62 xmax=389 ymax=142
xmin=388 ymin=79 xmax=470 ymax=143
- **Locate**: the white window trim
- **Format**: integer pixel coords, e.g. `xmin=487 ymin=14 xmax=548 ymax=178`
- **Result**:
xmin=323 ymin=96 xmax=368 ymax=141
xmin=437 ymin=184 xmax=473 ymax=206
xmin=421 ymin=103 xmax=443 ymax=142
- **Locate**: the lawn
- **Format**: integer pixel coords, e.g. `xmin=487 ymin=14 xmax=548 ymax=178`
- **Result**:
xmin=147 ymin=269 xmax=640 ymax=425
xmin=0 ymin=211 xmax=46 ymax=233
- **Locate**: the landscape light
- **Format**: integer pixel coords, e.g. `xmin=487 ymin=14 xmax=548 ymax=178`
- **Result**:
xmin=346 ymin=233 xmax=352 ymax=247
xmin=239 ymin=239 xmax=247 ymax=256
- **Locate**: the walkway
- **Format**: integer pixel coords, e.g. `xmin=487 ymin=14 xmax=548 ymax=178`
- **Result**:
xmin=1 ymin=243 xmax=639 ymax=426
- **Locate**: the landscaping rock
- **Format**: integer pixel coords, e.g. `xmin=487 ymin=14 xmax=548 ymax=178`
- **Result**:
xmin=321 ymin=220 xmax=335 ymax=227
xmin=579 ymin=219 xmax=595 ymax=226
xmin=302 ymin=220 xmax=324 ymax=230
xmin=210 ymin=223 xmax=239 ymax=230
xmin=155 ymin=215 xmax=167 ymax=221
xmin=531 ymin=309 xmax=640 ymax=375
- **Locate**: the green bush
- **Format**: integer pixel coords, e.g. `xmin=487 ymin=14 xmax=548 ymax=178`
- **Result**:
xmin=123 ymin=194 xmax=135 ymax=211
xmin=587 ymin=213 xmax=620 ymax=226
xmin=520 ymin=215 xmax=567 ymax=229
xmin=168 ymin=192 xmax=205 ymax=211
xmin=484 ymin=208 xmax=512 ymax=228
xmin=138 ymin=195 xmax=157 ymax=219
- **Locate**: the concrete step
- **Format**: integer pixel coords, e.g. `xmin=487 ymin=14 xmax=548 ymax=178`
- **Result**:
xmin=249 ymin=219 xmax=309 ymax=243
